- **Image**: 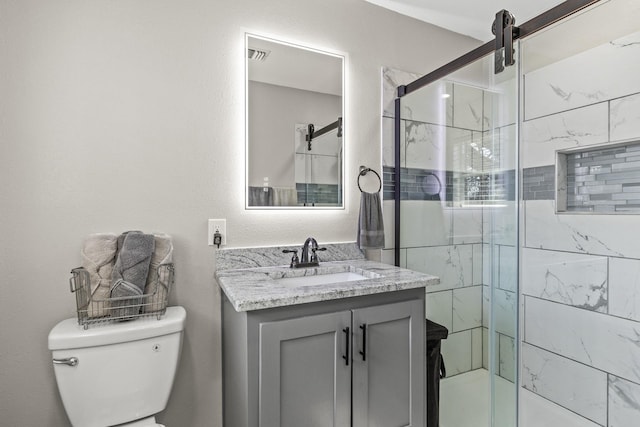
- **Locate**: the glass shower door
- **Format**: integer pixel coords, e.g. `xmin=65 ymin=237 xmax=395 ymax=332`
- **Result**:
xmin=396 ymin=43 xmax=519 ymax=427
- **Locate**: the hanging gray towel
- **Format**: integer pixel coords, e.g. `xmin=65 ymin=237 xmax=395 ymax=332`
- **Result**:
xmin=357 ymin=191 xmax=385 ymax=249
xmin=110 ymin=231 xmax=155 ymax=319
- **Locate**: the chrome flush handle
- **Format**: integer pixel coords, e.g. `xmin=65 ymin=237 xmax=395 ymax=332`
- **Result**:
xmin=53 ymin=357 xmax=78 ymax=367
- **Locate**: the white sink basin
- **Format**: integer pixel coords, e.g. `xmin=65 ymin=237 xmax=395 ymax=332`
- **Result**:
xmin=271 ymin=271 xmax=371 ymax=287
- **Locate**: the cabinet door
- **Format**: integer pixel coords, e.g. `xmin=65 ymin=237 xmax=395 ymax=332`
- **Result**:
xmin=259 ymin=310 xmax=352 ymax=427
xmin=352 ymin=299 xmax=425 ymax=427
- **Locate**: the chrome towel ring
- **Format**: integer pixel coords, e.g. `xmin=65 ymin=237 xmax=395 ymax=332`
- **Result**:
xmin=358 ymin=166 xmax=382 ymax=193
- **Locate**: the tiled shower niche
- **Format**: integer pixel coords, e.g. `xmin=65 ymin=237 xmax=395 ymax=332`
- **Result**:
xmin=557 ymin=141 xmax=640 ymax=213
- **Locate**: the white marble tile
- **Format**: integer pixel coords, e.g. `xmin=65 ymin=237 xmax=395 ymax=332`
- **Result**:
xmin=484 ymin=78 xmax=517 ymax=130
xmin=402 ymin=120 xmax=446 ymax=170
xmin=521 ymin=248 xmax=608 ymax=312
xmin=472 ymin=328 xmax=483 ymax=370
xmin=425 ymin=290 xmax=453 ymax=332
xmin=406 ymin=244 xmax=473 ymax=292
xmin=452 ymin=207 xmax=483 ymax=244
xmin=473 ymin=244 xmax=484 ymax=286
xmin=441 ymin=330 xmax=472 ymax=376
xmin=498 ymin=333 xmax=515 ymax=383
xmin=525 ymin=200 xmax=640 ymax=258
xmin=483 ymin=201 xmax=518 ymax=246
xmin=482 ymin=124 xmax=518 ymax=172
xmin=524 ymin=30 xmax=640 ymax=120
xmin=520 ymin=387 xmax=602 ymax=427
xmin=495 ymin=288 xmax=517 ymax=338
xmin=382 ymin=116 xmax=395 ymax=167
xmin=453 ymin=83 xmax=484 ymax=132
xmin=382 ymin=67 xmax=420 ymax=118
xmin=498 ymin=245 xmax=517 ymax=292
xmin=482 ymin=328 xmax=500 ymax=371
xmin=521 ymin=342 xmax=607 ymax=425
xmin=484 ymin=286 xmax=517 ymax=337
xmin=524 ymin=295 xmax=640 ymax=384
xmin=452 ymin=286 xmax=482 ymax=332
xmin=611 ymin=92 xmax=640 ymax=143
xmin=609 ymin=257 xmax=640 ymax=322
xmin=382 ymin=200 xmax=395 ymax=250
xmin=482 ymin=243 xmax=490 ymax=286
xmin=522 ymin=102 xmax=609 ymax=168
xmin=399 ymin=200 xmax=451 ymax=248
xmin=609 ymin=375 xmax=640 ymax=427
xmin=444 ymin=126 xmax=476 ymax=173
xmin=482 ymin=328 xmax=489 ymax=369
xmin=401 ymin=79 xmax=450 ymax=126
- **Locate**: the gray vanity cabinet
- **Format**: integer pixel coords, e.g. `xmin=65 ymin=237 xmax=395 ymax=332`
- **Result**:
xmin=352 ymin=299 xmax=425 ymax=427
xmin=222 ymin=288 xmax=426 ymax=427
xmin=259 ymin=310 xmax=352 ymax=426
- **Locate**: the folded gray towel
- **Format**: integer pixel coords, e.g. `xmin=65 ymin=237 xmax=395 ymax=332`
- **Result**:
xmin=110 ymin=231 xmax=155 ymax=319
xmin=357 ymin=191 xmax=385 ymax=249
xmin=248 ymin=186 xmax=273 ymax=206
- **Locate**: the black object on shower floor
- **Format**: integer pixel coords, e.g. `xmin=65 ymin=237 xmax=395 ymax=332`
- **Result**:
xmin=426 ymin=319 xmax=449 ymax=427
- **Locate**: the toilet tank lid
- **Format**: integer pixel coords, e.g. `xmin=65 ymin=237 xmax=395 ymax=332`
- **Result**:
xmin=48 ymin=306 xmax=186 ymax=350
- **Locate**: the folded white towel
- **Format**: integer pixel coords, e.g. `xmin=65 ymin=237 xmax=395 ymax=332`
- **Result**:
xmin=80 ymin=233 xmax=118 ymax=317
xmin=143 ymin=233 xmax=173 ymax=313
xmin=273 ymin=187 xmax=298 ymax=206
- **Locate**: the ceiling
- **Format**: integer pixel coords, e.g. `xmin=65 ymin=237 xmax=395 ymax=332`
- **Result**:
xmin=364 ymin=0 xmax=567 ymax=41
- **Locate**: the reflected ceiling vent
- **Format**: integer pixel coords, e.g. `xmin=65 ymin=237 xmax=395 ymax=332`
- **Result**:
xmin=247 ymin=48 xmax=270 ymax=62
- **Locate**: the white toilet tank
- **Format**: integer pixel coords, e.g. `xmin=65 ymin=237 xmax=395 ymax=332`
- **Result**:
xmin=48 ymin=306 xmax=186 ymax=427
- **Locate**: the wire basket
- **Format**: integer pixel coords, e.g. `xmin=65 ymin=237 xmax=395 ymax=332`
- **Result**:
xmin=69 ymin=264 xmax=174 ymax=329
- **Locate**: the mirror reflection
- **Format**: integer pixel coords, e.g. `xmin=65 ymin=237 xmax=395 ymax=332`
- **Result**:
xmin=246 ymin=34 xmax=344 ymax=208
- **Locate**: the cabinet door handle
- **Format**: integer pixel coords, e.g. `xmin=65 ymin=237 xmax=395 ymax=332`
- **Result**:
xmin=359 ymin=323 xmax=367 ymax=361
xmin=342 ymin=327 xmax=350 ymax=366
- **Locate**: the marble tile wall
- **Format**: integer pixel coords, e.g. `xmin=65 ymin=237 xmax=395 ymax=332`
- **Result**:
xmin=381 ymin=67 xmax=517 ymax=379
xmin=521 ymin=29 xmax=640 ymax=426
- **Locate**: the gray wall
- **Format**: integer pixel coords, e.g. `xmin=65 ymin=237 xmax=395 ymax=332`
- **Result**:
xmin=248 ymin=81 xmax=340 ymax=188
xmin=0 ymin=0 xmax=479 ymax=426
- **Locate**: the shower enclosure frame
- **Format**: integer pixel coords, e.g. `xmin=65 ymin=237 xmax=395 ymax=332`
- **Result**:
xmin=392 ymin=1 xmax=606 ymax=426
xmin=393 ymin=0 xmax=602 ymax=265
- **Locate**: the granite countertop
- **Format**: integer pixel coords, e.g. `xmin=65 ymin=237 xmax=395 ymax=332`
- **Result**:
xmin=215 ymin=244 xmax=439 ymax=312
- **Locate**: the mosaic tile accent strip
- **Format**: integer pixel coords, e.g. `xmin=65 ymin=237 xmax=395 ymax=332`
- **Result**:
xmin=384 ymin=166 xmax=515 ymax=202
xmin=296 ymin=183 xmax=341 ymax=206
xmin=523 ymin=165 xmax=556 ymax=200
xmin=562 ymin=142 xmax=640 ymax=213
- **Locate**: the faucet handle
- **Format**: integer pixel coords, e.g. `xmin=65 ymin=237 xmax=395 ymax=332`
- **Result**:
xmin=282 ymin=249 xmax=299 ymax=268
xmin=310 ymin=247 xmax=327 ymax=262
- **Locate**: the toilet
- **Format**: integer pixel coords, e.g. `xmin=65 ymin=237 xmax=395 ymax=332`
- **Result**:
xmin=48 ymin=306 xmax=186 ymax=427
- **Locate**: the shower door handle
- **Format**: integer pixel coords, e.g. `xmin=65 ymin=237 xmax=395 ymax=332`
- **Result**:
xmin=53 ymin=357 xmax=78 ymax=367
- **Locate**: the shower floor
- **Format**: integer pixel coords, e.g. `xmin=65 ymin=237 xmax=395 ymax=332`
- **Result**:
xmin=440 ymin=369 xmax=599 ymax=427
xmin=440 ymin=369 xmax=514 ymax=427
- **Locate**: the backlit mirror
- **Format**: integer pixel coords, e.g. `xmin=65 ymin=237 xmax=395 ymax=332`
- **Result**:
xmin=246 ymin=34 xmax=344 ymax=209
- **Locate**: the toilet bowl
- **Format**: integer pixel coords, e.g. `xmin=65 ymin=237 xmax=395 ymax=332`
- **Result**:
xmin=48 ymin=306 xmax=186 ymax=427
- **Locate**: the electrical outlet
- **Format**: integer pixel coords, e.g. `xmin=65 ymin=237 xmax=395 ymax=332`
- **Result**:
xmin=208 ymin=219 xmax=227 ymax=246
